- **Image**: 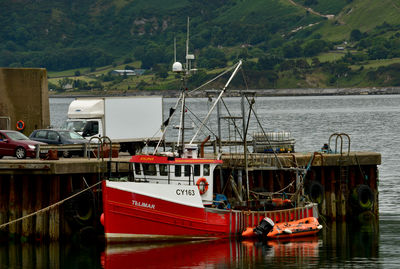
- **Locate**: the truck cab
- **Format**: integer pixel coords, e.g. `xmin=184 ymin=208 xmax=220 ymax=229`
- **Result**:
xmin=62 ymin=119 xmax=103 ymax=138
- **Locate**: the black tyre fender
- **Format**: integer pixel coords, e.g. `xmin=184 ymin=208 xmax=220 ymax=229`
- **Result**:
xmin=307 ymin=180 xmax=324 ymax=204
xmin=64 ymin=190 xmax=95 ymax=228
xmin=352 ymin=184 xmax=374 ymax=210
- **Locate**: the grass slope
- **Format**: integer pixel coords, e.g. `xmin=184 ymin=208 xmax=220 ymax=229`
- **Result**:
xmin=318 ymin=0 xmax=400 ymax=41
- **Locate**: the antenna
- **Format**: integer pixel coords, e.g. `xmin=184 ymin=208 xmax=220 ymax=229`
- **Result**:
xmin=174 ymin=37 xmax=177 ymax=63
xmin=172 ymin=36 xmax=183 ymax=72
xmin=185 ymin=17 xmax=195 ymax=74
xmin=186 ymin=17 xmax=189 ymax=73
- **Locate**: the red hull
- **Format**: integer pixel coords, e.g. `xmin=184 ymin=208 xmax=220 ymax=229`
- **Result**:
xmin=102 ymin=180 xmax=319 ymax=242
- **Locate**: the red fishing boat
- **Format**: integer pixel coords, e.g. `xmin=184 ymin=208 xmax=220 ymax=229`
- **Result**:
xmin=101 ymin=39 xmax=319 ymax=242
xmin=102 ymin=149 xmax=319 ymax=242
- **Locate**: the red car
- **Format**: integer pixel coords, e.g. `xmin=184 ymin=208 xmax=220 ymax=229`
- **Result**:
xmin=0 ymin=130 xmax=46 ymax=159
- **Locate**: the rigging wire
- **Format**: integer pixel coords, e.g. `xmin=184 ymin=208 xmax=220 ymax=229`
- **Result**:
xmin=185 ymin=108 xmax=218 ymax=140
xmin=153 ymin=92 xmax=183 ymax=154
xmin=188 ymin=63 xmax=238 ymax=95
xmin=239 ymin=66 xmax=285 ymax=169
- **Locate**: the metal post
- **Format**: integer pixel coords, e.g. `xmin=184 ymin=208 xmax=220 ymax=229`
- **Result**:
xmin=241 ymin=91 xmax=250 ymax=202
xmin=217 ymin=98 xmax=222 ymax=152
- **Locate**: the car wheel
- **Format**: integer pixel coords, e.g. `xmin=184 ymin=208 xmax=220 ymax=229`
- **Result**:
xmin=15 ymin=147 xmax=26 ymax=159
xmin=63 ymin=150 xmax=71 ymax=158
xmin=0 ymin=155 xmax=3 ymax=159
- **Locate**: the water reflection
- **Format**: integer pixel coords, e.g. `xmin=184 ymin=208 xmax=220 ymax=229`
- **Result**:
xmin=102 ymin=240 xmax=238 ymax=268
xmin=100 ymin=220 xmax=379 ymax=269
xmin=0 ymin=219 xmax=382 ymax=268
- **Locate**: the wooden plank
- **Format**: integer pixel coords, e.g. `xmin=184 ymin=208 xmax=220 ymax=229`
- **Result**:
xmin=9 ymin=174 xmax=21 ymax=238
xmin=35 ymin=176 xmax=47 ymax=241
xmin=22 ymin=175 xmax=34 ymax=241
xmin=0 ymin=175 xmax=9 ymax=236
xmin=49 ymin=176 xmax=60 ymax=240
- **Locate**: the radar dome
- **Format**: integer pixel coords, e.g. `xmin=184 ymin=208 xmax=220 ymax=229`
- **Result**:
xmin=172 ymin=62 xmax=183 ymax=72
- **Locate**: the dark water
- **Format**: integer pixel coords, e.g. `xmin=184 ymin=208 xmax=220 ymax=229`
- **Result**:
xmin=2 ymin=95 xmax=399 ymax=268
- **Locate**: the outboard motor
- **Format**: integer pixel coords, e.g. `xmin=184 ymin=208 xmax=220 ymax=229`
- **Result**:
xmin=254 ymin=217 xmax=275 ymax=238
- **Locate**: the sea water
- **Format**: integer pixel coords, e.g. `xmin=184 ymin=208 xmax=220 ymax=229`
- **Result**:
xmin=1 ymin=94 xmax=400 ymax=268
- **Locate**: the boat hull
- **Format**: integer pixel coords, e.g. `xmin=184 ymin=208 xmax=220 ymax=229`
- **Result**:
xmin=102 ymin=180 xmax=319 ymax=242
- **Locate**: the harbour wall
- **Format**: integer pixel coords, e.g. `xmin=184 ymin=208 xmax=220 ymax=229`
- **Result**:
xmin=0 ymin=68 xmax=50 ymax=135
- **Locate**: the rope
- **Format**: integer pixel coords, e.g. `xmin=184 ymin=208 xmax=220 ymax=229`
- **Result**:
xmin=354 ymin=153 xmax=367 ymax=182
xmin=250 ymin=180 xmax=295 ymax=197
xmin=0 ymin=181 xmax=102 ymax=230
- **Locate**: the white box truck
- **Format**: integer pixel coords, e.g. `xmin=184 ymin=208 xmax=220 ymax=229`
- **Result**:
xmin=62 ymin=96 xmax=163 ymax=154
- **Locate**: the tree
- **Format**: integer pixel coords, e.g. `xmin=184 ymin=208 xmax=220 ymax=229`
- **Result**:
xmin=350 ymin=29 xmax=362 ymax=41
xmin=198 ymin=47 xmax=227 ymax=68
xmin=368 ymin=45 xmax=389 ymax=60
xmin=257 ymin=55 xmax=282 ymax=70
xmin=311 ymin=57 xmax=321 ymax=67
xmin=154 ymin=64 xmax=169 ymax=79
xmin=295 ymin=59 xmax=310 ymax=69
xmin=282 ymin=43 xmax=302 ymax=58
xmin=58 ymin=78 xmax=73 ymax=89
xmin=279 ymin=59 xmax=296 ymax=71
xmin=89 ymin=80 xmax=104 ymax=90
xmin=303 ymin=40 xmax=328 ymax=57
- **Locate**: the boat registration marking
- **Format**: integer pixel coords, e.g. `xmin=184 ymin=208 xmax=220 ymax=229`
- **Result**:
xmin=176 ymin=189 xmax=196 ymax=196
xmin=132 ymin=200 xmax=155 ymax=210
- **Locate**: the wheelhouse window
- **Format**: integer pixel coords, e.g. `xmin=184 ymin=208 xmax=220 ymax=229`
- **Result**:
xmin=143 ymin=163 xmax=156 ymax=176
xmin=134 ymin=163 xmax=141 ymax=175
xmin=184 ymin=165 xmax=191 ymax=177
xmin=204 ymin=164 xmax=210 ymax=176
xmin=194 ymin=165 xmax=200 ymax=177
xmin=159 ymin=164 xmax=168 ymax=176
xmin=175 ymin=165 xmax=181 ymax=177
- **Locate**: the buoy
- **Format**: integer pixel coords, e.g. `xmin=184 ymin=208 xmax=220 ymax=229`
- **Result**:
xmin=100 ymin=213 xmax=105 ymax=226
xmin=16 ymin=120 xmax=25 ymax=131
xmin=196 ymin=177 xmax=209 ymax=195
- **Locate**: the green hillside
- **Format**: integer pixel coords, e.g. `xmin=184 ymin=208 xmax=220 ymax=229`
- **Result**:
xmin=316 ymin=0 xmax=400 ymax=41
xmin=1 ymin=0 xmax=400 ymax=92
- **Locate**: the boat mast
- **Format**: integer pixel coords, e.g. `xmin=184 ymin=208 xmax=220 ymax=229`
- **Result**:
xmin=178 ymin=90 xmax=185 ymax=156
xmin=186 ymin=17 xmax=190 ymax=75
xmin=176 ymin=17 xmax=194 ymax=156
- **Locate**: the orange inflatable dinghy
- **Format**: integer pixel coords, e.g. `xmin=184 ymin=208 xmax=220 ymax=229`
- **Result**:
xmin=241 ymin=217 xmax=322 ymax=240
xmin=242 ymin=227 xmax=256 ymax=238
xmin=267 ymin=217 xmax=322 ymax=239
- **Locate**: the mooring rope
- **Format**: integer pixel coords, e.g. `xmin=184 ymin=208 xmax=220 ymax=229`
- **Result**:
xmin=0 ymin=181 xmax=102 ymax=230
xmin=250 ymin=180 xmax=295 ymax=197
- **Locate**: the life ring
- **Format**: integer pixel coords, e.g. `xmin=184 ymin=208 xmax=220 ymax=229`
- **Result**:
xmin=16 ymin=120 xmax=25 ymax=131
xmin=196 ymin=177 xmax=209 ymax=195
xmin=307 ymin=181 xmax=324 ymax=204
xmin=352 ymin=184 xmax=374 ymax=210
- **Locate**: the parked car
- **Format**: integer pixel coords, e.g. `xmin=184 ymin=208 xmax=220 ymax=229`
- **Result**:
xmin=29 ymin=129 xmax=88 ymax=157
xmin=0 ymin=130 xmax=46 ymax=159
